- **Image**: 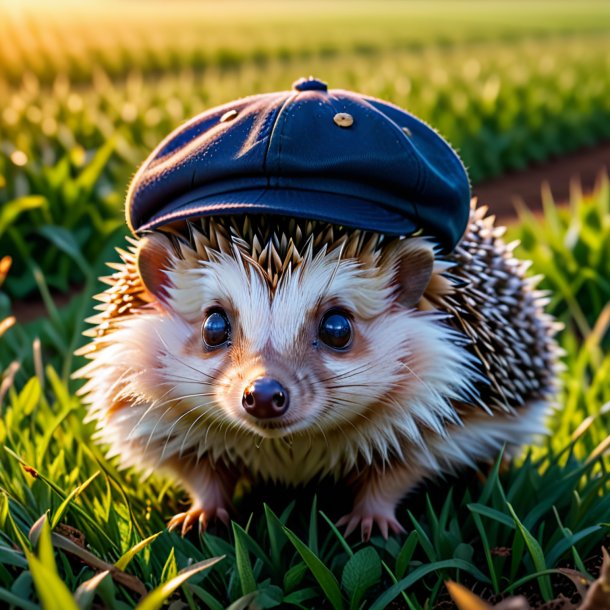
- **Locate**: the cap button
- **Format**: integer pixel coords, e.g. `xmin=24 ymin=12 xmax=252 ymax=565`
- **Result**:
xmin=292 ymin=77 xmax=328 ymax=92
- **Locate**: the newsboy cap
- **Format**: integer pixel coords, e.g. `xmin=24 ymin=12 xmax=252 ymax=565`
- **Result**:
xmin=126 ymin=77 xmax=471 ymax=251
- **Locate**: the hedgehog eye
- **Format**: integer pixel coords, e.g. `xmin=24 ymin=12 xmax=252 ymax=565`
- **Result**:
xmin=202 ymin=309 xmax=231 ymax=349
xmin=318 ymin=309 xmax=352 ymax=350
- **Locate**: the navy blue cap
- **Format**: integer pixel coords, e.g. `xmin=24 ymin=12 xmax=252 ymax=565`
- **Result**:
xmin=126 ymin=77 xmax=471 ymax=251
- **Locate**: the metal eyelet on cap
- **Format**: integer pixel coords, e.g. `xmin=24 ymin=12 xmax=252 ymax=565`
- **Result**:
xmin=333 ymin=113 xmax=354 ymax=128
xmin=220 ymin=109 xmax=238 ymax=123
xmin=402 ymin=126 xmax=412 ymax=137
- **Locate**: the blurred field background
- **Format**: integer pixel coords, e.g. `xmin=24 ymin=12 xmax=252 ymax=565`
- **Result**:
xmin=1 ymin=1 xmax=610 ymax=609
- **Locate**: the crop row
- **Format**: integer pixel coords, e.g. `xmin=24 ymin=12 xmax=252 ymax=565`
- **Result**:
xmin=2 ymin=0 xmax=609 ymax=85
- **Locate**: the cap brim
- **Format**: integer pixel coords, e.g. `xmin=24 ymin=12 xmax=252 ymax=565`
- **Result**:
xmin=136 ymin=187 xmax=418 ymax=237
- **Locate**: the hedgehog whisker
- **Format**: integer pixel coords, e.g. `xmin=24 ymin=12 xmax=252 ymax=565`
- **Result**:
xmin=312 ymin=420 xmax=329 ymax=451
xmin=143 ymin=398 xmax=187 ymax=459
xmin=179 ymin=407 xmax=217 ymax=457
xmin=158 ymin=375 xmax=218 ymax=386
xmin=325 ymin=382 xmax=389 ymax=391
xmin=154 ymin=328 xmax=219 ymax=382
xmin=142 ymin=390 xmax=217 ymax=419
xmin=233 ymin=419 xmax=250 ymax=445
xmin=163 ymin=400 xmax=219 ymax=461
xmin=127 ymin=385 xmax=178 ymax=441
xmin=324 ymin=398 xmax=373 ymax=426
xmin=323 ymin=394 xmax=367 ymax=408
xmin=224 ymin=416 xmax=244 ymax=447
xmin=316 ymin=360 xmax=380 ymax=384
xmin=203 ymin=415 xmax=218 ymax=448
xmin=398 ymin=359 xmax=439 ymax=399
xmin=145 ymin=391 xmax=216 ymax=459
xmin=320 ymin=403 xmax=362 ymax=436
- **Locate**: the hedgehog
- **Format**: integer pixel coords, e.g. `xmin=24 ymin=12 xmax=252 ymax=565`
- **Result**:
xmin=76 ymin=78 xmax=559 ymax=539
xmin=76 ymin=207 xmax=558 ymax=539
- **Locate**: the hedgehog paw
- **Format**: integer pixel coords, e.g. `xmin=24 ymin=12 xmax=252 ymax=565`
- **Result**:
xmin=168 ymin=505 xmax=230 ymax=536
xmin=337 ymin=509 xmax=405 ymax=542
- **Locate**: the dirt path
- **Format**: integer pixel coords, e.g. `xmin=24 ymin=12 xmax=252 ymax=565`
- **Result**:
xmin=474 ymin=141 xmax=610 ymax=222
xmin=11 ymin=141 xmax=610 ymax=324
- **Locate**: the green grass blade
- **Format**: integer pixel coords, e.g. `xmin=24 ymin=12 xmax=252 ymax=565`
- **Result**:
xmin=136 ymin=556 xmax=224 ymax=610
xmin=319 ymin=511 xmax=353 ymax=558
xmin=283 ymin=562 xmax=308 ymax=592
xmin=114 ymin=531 xmax=162 ymax=571
xmin=187 ymin=583 xmax=225 ymax=610
xmin=545 ymin=525 xmax=601 ymax=567
xmin=282 ymin=587 xmax=319 ymax=606
xmin=0 ymin=196 xmax=46 ymax=237
xmin=507 ymin=503 xmax=552 ymax=600
xmin=308 ymin=495 xmax=318 ymax=555
xmin=407 ymin=511 xmax=436 ymax=561
xmin=264 ymin=504 xmax=287 ymax=571
xmin=395 ymin=530 xmax=418 ymax=579
xmin=50 ymin=471 xmax=100 ymax=529
xmin=74 ymin=570 xmax=110 ymax=610
xmin=283 ymin=525 xmax=344 ymax=610
xmin=370 ymin=558 xmax=490 ymax=610
xmin=470 ymin=512 xmax=499 ymax=593
xmin=504 ymin=568 xmax=568 ymax=595
xmin=232 ymin=522 xmax=257 ymax=596
xmin=26 ymin=549 xmax=79 ymax=610
xmin=467 ymin=503 xmax=515 ymax=529
xmin=381 ymin=561 xmax=415 ymax=610
xmin=38 ymin=225 xmax=91 ymax=277
xmin=225 ymin=592 xmax=257 ymax=610
xmin=0 ymin=586 xmax=42 ymax=610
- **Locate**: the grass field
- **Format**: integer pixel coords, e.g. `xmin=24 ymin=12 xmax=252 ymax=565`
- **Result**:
xmin=1 ymin=2 xmax=610 ymax=608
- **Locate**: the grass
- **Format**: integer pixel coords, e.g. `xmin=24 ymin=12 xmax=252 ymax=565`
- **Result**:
xmin=507 ymin=175 xmax=610 ymax=459
xmin=0 ymin=174 xmax=609 ymax=608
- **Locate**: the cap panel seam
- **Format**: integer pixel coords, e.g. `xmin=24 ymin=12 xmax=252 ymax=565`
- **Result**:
xmin=263 ymin=91 xmax=298 ymax=187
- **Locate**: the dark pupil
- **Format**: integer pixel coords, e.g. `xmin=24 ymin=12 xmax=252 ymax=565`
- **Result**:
xmin=202 ymin=311 xmax=230 ymax=347
xmin=319 ymin=312 xmax=352 ymax=349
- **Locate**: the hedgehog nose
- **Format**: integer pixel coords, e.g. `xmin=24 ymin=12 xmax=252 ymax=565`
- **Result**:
xmin=242 ymin=377 xmax=289 ymax=419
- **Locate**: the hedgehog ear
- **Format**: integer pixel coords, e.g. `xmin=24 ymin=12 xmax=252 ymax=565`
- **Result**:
xmin=136 ymin=233 xmax=174 ymax=301
xmin=394 ymin=242 xmax=434 ymax=309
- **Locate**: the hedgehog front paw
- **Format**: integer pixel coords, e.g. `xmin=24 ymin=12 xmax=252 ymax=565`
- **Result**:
xmin=337 ymin=507 xmax=405 ymax=542
xmin=168 ymin=505 xmax=230 ymax=536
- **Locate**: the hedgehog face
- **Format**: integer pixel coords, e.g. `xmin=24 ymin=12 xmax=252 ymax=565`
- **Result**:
xmin=128 ymin=220 xmax=462 ymax=449
xmin=149 ymin=244 xmax=408 ymax=439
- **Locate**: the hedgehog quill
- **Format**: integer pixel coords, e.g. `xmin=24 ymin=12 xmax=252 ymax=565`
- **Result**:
xmin=77 ymin=78 xmax=559 ymax=540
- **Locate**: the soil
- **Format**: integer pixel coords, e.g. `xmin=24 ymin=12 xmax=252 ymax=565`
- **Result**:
xmin=473 ymin=141 xmax=610 ymax=223
xmin=10 ymin=141 xmax=610 ymax=324
xmin=12 ymin=285 xmax=81 ymax=326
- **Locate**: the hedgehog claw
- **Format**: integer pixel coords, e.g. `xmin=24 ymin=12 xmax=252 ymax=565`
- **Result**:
xmin=168 ymin=505 xmax=229 ymax=536
xmin=337 ymin=510 xmax=405 ymax=541
xmin=337 ymin=514 xmax=360 ymax=538
xmin=168 ymin=509 xmax=203 ymax=535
